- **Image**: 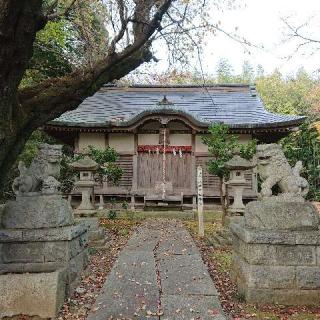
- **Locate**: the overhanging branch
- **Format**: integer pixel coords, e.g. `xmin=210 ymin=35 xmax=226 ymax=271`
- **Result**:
xmin=19 ymin=0 xmax=173 ymax=123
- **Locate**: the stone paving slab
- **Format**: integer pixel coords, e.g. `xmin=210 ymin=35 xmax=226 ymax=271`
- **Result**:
xmin=87 ymin=251 xmax=159 ymax=319
xmin=161 ymin=295 xmax=226 ymax=320
xmin=87 ymin=219 xmax=226 ymax=320
xmin=159 ymin=254 xmax=218 ymax=296
xmin=158 ymin=229 xmax=199 ymax=256
xmin=125 ymin=229 xmax=162 ymax=252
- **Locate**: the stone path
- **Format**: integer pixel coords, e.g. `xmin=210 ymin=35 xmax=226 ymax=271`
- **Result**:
xmin=87 ymin=220 xmax=227 ymax=320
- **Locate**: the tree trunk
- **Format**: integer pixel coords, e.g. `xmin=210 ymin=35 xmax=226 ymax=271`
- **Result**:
xmin=0 ymin=0 xmax=44 ymax=188
xmin=0 ymin=0 xmax=173 ymax=190
xmin=0 ymin=45 xmax=153 ymax=189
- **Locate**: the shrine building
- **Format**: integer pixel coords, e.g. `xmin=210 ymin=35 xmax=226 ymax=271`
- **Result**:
xmin=44 ymin=84 xmax=305 ymax=209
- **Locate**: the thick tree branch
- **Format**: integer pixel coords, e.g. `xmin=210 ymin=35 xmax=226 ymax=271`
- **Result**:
xmin=0 ymin=0 xmax=174 ymax=188
xmin=19 ymin=0 xmax=173 ymax=122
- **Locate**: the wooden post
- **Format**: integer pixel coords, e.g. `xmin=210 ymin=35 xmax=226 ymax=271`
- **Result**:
xmin=105 ymin=133 xmax=109 ymax=148
xmin=98 ymin=194 xmax=104 ymax=210
xmin=132 ymin=154 xmax=138 ymax=192
xmin=130 ymin=195 xmax=135 ymax=211
xmin=191 ymin=132 xmax=196 ymax=191
xmin=74 ymin=132 xmax=79 ymax=153
xmin=197 ymin=165 xmax=204 ymax=237
xmin=132 ymin=132 xmax=138 ymax=193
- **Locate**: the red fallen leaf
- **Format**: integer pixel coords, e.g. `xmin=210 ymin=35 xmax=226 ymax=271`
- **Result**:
xmin=207 ymin=309 xmax=220 ymax=316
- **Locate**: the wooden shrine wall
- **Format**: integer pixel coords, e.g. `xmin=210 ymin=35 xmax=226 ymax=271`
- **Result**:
xmin=108 ymin=154 xmax=256 ymax=197
xmin=195 ymin=155 xmax=255 ymax=196
xmin=108 ymin=155 xmax=133 ymax=189
xmin=137 ymin=153 xmax=192 ymax=190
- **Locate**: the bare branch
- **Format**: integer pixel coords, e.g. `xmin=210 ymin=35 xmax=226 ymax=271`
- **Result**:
xmin=281 ymin=16 xmax=320 ymax=44
xmin=109 ymin=0 xmax=131 ymax=53
xmin=280 ymin=16 xmax=320 ymax=61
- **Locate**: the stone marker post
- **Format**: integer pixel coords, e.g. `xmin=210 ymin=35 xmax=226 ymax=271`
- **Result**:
xmin=197 ymin=166 xmax=204 ymax=237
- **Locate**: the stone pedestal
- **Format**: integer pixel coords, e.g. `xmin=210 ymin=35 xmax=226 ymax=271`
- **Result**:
xmin=231 ymin=201 xmax=320 ymax=305
xmin=75 ymin=217 xmax=107 ymax=248
xmin=0 ymin=194 xmax=89 ymax=318
xmin=0 ymin=271 xmax=66 ymax=319
xmin=73 ymin=182 xmax=97 ymax=217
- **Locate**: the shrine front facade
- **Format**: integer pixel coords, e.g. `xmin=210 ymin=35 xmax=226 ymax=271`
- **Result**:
xmin=44 ymin=84 xmax=305 ymax=208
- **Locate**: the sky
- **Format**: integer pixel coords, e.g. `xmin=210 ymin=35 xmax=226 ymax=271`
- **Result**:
xmin=138 ymin=0 xmax=320 ymax=78
xmin=201 ymin=0 xmax=320 ymax=75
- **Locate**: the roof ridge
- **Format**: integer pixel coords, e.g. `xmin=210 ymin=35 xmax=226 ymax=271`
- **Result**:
xmin=103 ymin=83 xmax=255 ymax=88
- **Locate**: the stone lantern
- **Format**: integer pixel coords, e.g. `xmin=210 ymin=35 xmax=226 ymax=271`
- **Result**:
xmin=70 ymin=156 xmax=106 ymax=247
xmin=71 ymin=156 xmax=99 ymax=216
xmin=225 ymin=153 xmax=255 ymax=215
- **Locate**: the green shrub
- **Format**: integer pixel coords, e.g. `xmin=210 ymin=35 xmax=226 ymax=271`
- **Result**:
xmin=108 ymin=209 xmax=117 ymax=220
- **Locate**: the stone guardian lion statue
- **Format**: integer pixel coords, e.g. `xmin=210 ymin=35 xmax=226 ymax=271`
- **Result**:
xmin=12 ymin=144 xmax=63 ymax=195
xmin=256 ymin=144 xmax=309 ymax=200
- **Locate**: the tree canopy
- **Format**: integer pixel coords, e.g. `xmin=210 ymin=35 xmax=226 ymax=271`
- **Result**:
xmin=0 ymin=0 xmax=240 ymax=189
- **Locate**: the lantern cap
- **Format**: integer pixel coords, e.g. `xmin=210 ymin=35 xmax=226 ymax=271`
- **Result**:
xmin=225 ymin=154 xmax=255 ymax=170
xmin=70 ymin=156 xmax=99 ymax=171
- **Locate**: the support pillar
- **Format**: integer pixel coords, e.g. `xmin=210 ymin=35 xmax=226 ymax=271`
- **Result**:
xmin=98 ymin=194 xmax=104 ymax=210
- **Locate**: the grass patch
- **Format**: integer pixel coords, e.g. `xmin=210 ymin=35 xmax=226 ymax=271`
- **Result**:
xmin=185 ymin=220 xmax=222 ymax=236
xmin=212 ymin=250 xmax=232 ymax=273
xmin=185 ymin=211 xmax=222 ymax=234
xmin=98 ymin=209 xmax=223 ymax=222
xmin=185 ymin=212 xmax=226 ymax=247
xmin=100 ymin=218 xmax=141 ymax=238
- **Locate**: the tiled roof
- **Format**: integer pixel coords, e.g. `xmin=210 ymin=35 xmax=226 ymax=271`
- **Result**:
xmin=50 ymin=84 xmax=305 ymax=129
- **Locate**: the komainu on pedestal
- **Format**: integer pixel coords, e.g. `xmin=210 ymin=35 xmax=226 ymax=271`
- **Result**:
xmin=231 ymin=144 xmax=320 ymax=305
xmin=0 ymin=144 xmax=89 ymax=319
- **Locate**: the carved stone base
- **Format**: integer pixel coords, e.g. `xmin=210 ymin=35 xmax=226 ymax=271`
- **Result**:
xmin=0 ymin=224 xmax=88 ymax=274
xmin=231 ymin=218 xmax=320 ymax=305
xmin=0 ymin=271 xmax=66 ymax=319
xmin=244 ymin=200 xmax=319 ymax=231
xmin=2 ymin=194 xmax=74 ymax=229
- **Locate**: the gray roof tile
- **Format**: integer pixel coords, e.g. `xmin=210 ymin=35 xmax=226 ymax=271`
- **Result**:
xmin=50 ymin=84 xmax=305 ymax=128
